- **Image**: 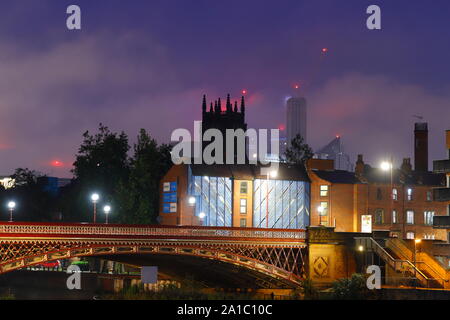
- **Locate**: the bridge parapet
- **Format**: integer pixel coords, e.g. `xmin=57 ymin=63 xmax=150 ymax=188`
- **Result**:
xmin=0 ymin=222 xmax=306 ymax=242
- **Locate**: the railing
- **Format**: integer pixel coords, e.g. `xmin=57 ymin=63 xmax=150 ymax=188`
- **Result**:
xmin=0 ymin=222 xmax=306 ymax=241
xmin=387 ymin=238 xmax=447 ymax=287
xmin=433 ymin=188 xmax=450 ymax=202
xmin=355 ymin=237 xmax=432 ymax=288
xmin=433 ymin=159 xmax=450 ymax=173
xmin=433 ymin=216 xmax=450 ymax=229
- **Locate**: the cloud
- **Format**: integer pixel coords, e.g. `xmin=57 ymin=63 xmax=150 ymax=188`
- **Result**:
xmin=0 ymin=31 xmax=202 ymax=175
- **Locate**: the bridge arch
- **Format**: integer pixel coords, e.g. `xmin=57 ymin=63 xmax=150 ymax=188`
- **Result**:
xmin=0 ymin=222 xmax=307 ymax=287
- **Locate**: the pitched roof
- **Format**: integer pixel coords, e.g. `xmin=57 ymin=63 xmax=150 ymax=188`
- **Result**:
xmin=313 ymin=170 xmax=361 ymax=184
xmin=189 ymin=163 xmax=310 ymax=182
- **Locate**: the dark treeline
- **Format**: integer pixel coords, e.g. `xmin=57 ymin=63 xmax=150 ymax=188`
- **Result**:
xmin=0 ymin=124 xmax=172 ymax=224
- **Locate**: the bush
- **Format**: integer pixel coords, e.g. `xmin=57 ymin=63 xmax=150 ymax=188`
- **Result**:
xmin=332 ymin=274 xmax=369 ymax=300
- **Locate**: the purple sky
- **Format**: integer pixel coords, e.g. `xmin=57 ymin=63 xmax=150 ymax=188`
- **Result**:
xmin=1 ymin=0 xmax=450 ymax=176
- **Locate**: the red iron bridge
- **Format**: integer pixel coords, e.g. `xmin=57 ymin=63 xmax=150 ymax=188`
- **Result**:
xmin=0 ymin=222 xmax=307 ymax=286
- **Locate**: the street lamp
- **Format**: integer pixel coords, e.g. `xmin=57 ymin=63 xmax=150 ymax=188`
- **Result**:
xmin=188 ymin=196 xmax=196 ymax=206
xmin=381 ymin=158 xmax=394 ymax=234
xmin=91 ymin=193 xmax=100 ymax=223
xmin=317 ymin=205 xmax=325 ymax=226
xmin=7 ymin=201 xmax=15 ymax=222
xmin=103 ymin=205 xmax=111 ymax=224
xmin=266 ymin=170 xmax=278 ymax=228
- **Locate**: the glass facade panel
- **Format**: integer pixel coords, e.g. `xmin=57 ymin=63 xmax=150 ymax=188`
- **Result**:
xmin=190 ymin=174 xmax=232 ymax=227
xmin=252 ymin=179 xmax=310 ymax=229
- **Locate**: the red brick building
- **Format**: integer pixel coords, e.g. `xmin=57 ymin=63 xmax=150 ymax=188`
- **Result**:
xmin=308 ymin=124 xmax=448 ymax=241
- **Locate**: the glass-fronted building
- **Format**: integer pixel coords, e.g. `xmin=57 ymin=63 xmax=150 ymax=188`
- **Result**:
xmin=186 ymin=164 xmax=310 ymax=229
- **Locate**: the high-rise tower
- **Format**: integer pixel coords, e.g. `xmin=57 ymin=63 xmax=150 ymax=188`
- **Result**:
xmin=286 ymin=97 xmax=307 ymax=147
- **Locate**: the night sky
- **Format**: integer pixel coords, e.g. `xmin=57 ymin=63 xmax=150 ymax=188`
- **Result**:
xmin=0 ymin=0 xmax=450 ymax=176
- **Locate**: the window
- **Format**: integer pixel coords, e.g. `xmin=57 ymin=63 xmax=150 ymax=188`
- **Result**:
xmin=426 ymin=191 xmax=432 ymax=202
xmin=319 ymin=201 xmax=328 ymax=216
xmin=320 ymin=185 xmax=329 ymax=197
xmin=407 ymin=188 xmax=413 ymax=201
xmin=406 ymin=210 xmax=414 ymax=224
xmin=240 ymin=182 xmax=248 ymax=194
xmin=424 ymin=211 xmax=434 ymax=226
xmin=240 ymin=198 xmax=247 ymax=214
xmin=406 ymin=232 xmax=415 ymax=240
xmin=392 ymin=188 xmax=398 ymax=201
xmin=376 ymin=188 xmax=382 ymax=200
xmin=392 ymin=210 xmax=398 ymax=224
xmin=240 ymin=218 xmax=247 ymax=227
xmin=374 ymin=209 xmax=384 ymax=225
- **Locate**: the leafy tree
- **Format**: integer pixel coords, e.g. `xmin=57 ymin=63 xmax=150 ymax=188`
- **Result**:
xmin=66 ymin=124 xmax=130 ymax=222
xmin=285 ymin=134 xmax=313 ymax=165
xmin=0 ymin=168 xmax=56 ymax=221
xmin=116 ymin=129 xmax=172 ymax=224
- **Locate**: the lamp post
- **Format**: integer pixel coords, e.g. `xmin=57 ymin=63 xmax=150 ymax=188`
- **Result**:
xmin=266 ymin=170 xmax=277 ymax=228
xmin=317 ymin=205 xmax=324 ymax=226
xmin=103 ymin=205 xmax=111 ymax=224
xmin=7 ymin=201 xmax=15 ymax=222
xmin=414 ymin=238 xmax=421 ymax=285
xmin=381 ymin=158 xmax=394 ymax=231
xmin=91 ymin=193 xmax=100 ymax=223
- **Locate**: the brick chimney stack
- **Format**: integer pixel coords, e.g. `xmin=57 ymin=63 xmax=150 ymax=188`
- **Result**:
xmin=414 ymin=122 xmax=428 ymax=172
xmin=401 ymin=158 xmax=412 ymax=174
xmin=355 ymin=154 xmax=365 ymax=177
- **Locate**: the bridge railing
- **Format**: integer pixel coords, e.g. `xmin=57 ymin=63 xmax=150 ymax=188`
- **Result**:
xmin=0 ymin=222 xmax=306 ymax=241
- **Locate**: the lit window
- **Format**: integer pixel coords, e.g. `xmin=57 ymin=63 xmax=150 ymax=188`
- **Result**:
xmin=426 ymin=191 xmax=432 ymax=202
xmin=392 ymin=210 xmax=397 ymax=224
xmin=240 ymin=198 xmax=247 ymax=214
xmin=374 ymin=209 xmax=384 ymax=225
xmin=406 ymin=210 xmax=414 ymax=224
xmin=320 ymin=185 xmax=329 ymax=197
xmin=407 ymin=188 xmax=413 ymax=201
xmin=240 ymin=218 xmax=247 ymax=227
xmin=240 ymin=182 xmax=248 ymax=194
xmin=392 ymin=188 xmax=398 ymax=201
xmin=406 ymin=232 xmax=415 ymax=240
xmin=424 ymin=211 xmax=434 ymax=226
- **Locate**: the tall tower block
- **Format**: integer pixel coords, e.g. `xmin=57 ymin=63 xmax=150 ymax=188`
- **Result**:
xmin=286 ymin=97 xmax=307 ymax=147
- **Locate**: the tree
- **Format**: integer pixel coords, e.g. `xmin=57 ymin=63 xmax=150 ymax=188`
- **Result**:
xmin=67 ymin=124 xmax=130 ymax=222
xmin=1 ymin=168 xmax=55 ymax=221
xmin=116 ymin=129 xmax=172 ymax=224
xmin=285 ymin=134 xmax=313 ymax=165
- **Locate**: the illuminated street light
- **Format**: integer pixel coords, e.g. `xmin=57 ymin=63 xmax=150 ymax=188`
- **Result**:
xmin=380 ymin=161 xmax=392 ymax=171
xmin=198 ymin=212 xmax=206 ymax=219
xmin=317 ymin=205 xmax=325 ymax=226
xmin=7 ymin=201 xmax=16 ymax=222
xmin=188 ymin=196 xmax=196 ymax=206
xmin=358 ymin=245 xmax=364 ymax=252
xmin=103 ymin=205 xmax=111 ymax=224
xmin=269 ymin=170 xmax=278 ymax=178
xmin=91 ymin=193 xmax=100 ymax=223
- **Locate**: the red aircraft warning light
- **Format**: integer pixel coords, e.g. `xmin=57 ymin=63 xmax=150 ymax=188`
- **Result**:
xmin=322 ymin=48 xmax=328 ymax=53
xmin=241 ymin=89 xmax=247 ymax=95
xmin=51 ymin=160 xmax=63 ymax=167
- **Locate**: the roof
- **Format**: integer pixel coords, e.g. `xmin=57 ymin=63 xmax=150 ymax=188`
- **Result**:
xmin=363 ymin=166 xmax=445 ymax=186
xmin=313 ymin=170 xmax=361 ymax=184
xmin=189 ymin=163 xmax=310 ymax=182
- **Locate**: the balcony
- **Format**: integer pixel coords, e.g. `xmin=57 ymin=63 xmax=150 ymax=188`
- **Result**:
xmin=433 ymin=215 xmax=450 ymax=229
xmin=433 ymin=159 xmax=450 ymax=173
xmin=433 ymin=188 xmax=450 ymax=202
